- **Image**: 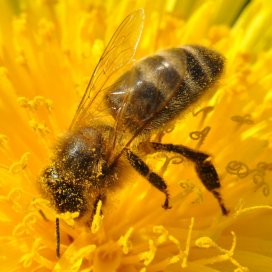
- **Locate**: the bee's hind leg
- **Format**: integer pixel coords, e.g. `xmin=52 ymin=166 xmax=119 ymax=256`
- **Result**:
xmin=125 ymin=148 xmax=171 ymax=209
xmin=150 ymin=142 xmax=229 ymax=215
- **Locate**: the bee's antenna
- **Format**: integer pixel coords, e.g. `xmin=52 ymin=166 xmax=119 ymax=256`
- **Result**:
xmin=56 ymin=217 xmax=60 ymax=258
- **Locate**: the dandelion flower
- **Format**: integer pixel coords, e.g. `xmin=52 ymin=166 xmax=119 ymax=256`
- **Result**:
xmin=0 ymin=0 xmax=272 ymax=271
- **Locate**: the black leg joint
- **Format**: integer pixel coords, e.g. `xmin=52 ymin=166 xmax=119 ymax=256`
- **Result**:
xmin=125 ymin=149 xmax=171 ymax=209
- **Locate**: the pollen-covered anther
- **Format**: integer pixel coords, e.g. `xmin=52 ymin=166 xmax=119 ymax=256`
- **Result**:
xmin=195 ymin=231 xmax=249 ymax=271
xmin=19 ymin=238 xmax=46 ymax=268
xmin=28 ymin=119 xmax=50 ymax=136
xmin=118 ymin=227 xmax=134 ymax=254
xmin=91 ymin=200 xmax=103 ymax=233
xmin=139 ymin=239 xmax=156 ymax=266
xmin=7 ymin=188 xmax=23 ymax=213
xmin=30 ymin=197 xmax=52 ymax=217
xmin=13 ymin=212 xmax=39 ymax=238
xmin=152 ymin=218 xmax=194 ymax=268
xmin=30 ymin=96 xmax=53 ymax=111
xmin=17 ymin=97 xmax=30 ymax=108
xmin=9 ymin=152 xmax=31 ymax=174
xmin=17 ymin=96 xmax=53 ymax=111
xmin=152 ymin=225 xmax=183 ymax=267
xmin=153 ymin=225 xmax=170 ymax=245
xmin=234 ymin=199 xmax=272 ymax=217
xmin=195 ymin=236 xmax=215 ymax=248
xmin=58 ymin=211 xmax=80 ymax=226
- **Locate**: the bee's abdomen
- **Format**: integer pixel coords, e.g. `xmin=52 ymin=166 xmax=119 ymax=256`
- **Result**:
xmin=180 ymin=45 xmax=224 ymax=87
xmin=107 ymin=45 xmax=224 ymax=134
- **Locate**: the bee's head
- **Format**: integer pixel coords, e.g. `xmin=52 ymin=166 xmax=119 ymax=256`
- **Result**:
xmin=40 ymin=166 xmax=87 ymax=215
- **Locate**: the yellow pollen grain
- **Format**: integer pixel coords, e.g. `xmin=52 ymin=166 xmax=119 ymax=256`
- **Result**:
xmin=91 ymin=199 xmax=103 ymax=233
xmin=118 ymin=227 xmax=134 ymax=254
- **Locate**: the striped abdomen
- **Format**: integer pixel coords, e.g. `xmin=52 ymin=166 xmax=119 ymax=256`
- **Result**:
xmin=107 ymin=45 xmax=224 ymax=134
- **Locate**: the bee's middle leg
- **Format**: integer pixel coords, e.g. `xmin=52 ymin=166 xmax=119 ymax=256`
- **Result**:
xmin=125 ymin=149 xmax=171 ymax=209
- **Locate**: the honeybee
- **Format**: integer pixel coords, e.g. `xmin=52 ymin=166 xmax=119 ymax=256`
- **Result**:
xmin=40 ymin=9 xmax=228 ymax=257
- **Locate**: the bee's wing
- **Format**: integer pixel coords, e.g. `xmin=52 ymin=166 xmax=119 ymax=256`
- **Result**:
xmin=70 ymin=9 xmax=144 ymax=129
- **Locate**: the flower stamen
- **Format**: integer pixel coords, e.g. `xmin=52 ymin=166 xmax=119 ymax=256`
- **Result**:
xmin=118 ymin=227 xmax=134 ymax=254
xmin=9 ymin=152 xmax=30 ymax=175
xmin=195 ymin=231 xmax=248 ymax=271
xmin=91 ymin=199 xmax=103 ymax=233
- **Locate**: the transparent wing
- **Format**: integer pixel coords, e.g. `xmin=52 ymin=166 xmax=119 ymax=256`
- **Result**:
xmin=70 ymin=9 xmax=144 ymax=129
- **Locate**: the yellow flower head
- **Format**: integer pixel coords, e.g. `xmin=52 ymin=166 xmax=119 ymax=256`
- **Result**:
xmin=0 ymin=0 xmax=272 ymax=271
